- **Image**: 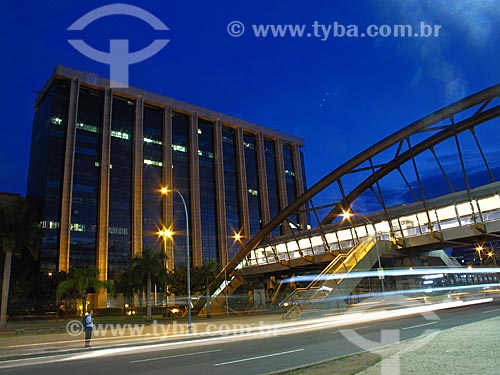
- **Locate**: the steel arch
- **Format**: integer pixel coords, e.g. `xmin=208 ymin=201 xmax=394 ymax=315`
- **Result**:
xmin=213 ymin=83 xmax=500 ymax=293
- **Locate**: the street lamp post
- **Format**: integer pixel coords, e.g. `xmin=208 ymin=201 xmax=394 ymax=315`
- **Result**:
xmin=160 ymin=187 xmax=192 ymax=334
xmin=475 ymin=245 xmax=484 ymax=266
xmin=342 ymin=211 xmax=385 ymax=296
xmin=488 ymin=242 xmax=498 ymax=267
xmin=225 ymin=232 xmax=243 ymax=317
xmin=374 ymin=231 xmax=385 ymax=296
xmin=224 ymin=246 xmax=229 ymax=317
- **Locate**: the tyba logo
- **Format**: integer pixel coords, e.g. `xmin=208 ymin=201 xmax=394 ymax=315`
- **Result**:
xmin=67 ymin=3 xmax=169 ymax=88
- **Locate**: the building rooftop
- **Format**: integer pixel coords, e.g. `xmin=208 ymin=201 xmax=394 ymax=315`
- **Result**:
xmin=35 ymin=65 xmax=304 ymax=146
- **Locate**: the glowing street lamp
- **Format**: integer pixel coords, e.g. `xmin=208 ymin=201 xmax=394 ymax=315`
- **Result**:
xmin=233 ymin=231 xmax=243 ymax=243
xmin=159 ymin=186 xmax=192 ymax=334
xmin=480 ymin=242 xmax=498 ymax=267
xmin=487 ymin=251 xmax=497 ymax=267
xmin=157 ymin=227 xmax=173 ymax=258
xmin=341 ymin=210 xmax=351 ymax=221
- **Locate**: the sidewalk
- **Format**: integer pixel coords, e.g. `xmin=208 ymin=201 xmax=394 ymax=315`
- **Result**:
xmin=355 ymin=315 xmax=500 ymax=375
xmin=0 ymin=313 xmax=284 ymax=361
xmin=274 ymin=316 xmax=500 ymax=375
xmin=1 ymin=311 xmax=499 ymax=375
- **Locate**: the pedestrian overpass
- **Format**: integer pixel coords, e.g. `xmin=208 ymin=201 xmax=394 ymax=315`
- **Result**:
xmin=240 ymin=182 xmax=500 ymax=275
xmin=195 ymin=83 xmax=500 ymax=316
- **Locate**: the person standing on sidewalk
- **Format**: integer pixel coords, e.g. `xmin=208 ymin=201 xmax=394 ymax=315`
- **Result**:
xmin=83 ymin=310 xmax=94 ymax=348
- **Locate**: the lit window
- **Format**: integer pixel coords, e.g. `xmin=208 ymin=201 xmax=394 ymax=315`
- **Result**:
xmin=144 ymin=137 xmax=162 ymax=145
xmin=144 ymin=159 xmax=163 ymax=167
xmin=285 ymin=169 xmax=296 ymax=177
xmin=41 ymin=221 xmax=60 ymax=229
xmin=76 ymin=122 xmax=99 ymax=133
xmin=51 ymin=117 xmax=63 ymax=125
xmin=94 ymin=162 xmax=100 ymax=167
xmin=109 ymin=227 xmax=129 ymax=235
xmin=70 ymin=223 xmax=86 ymax=232
xmin=172 ymin=144 xmax=187 ymax=153
xmin=111 ymin=130 xmax=130 ymax=140
xmin=248 ymin=189 xmax=259 ymax=196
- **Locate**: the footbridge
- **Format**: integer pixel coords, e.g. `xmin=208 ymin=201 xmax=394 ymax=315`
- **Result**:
xmin=195 ymin=83 xmax=500 ymax=315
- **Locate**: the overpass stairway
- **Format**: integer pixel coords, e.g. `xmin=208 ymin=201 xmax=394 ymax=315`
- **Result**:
xmin=281 ymin=238 xmax=388 ymax=319
xmin=197 ymin=275 xmax=243 ymax=317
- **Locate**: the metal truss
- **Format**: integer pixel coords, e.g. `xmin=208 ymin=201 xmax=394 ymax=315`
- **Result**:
xmin=211 ymin=83 xmax=500 ymax=295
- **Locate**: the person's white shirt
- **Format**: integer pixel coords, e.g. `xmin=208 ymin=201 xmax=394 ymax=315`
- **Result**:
xmin=85 ymin=314 xmax=94 ymax=328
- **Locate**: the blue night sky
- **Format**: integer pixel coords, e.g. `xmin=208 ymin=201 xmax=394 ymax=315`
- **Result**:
xmin=1 ymin=0 xmax=499 ymax=198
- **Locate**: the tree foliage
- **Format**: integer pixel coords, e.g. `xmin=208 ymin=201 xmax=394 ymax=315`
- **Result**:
xmin=56 ymin=266 xmax=112 ymax=316
xmin=130 ymin=247 xmax=168 ymax=320
xmin=0 ymin=198 xmax=42 ymax=329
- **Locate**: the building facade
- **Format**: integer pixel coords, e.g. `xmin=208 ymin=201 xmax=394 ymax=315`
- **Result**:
xmin=27 ymin=66 xmax=307 ymax=282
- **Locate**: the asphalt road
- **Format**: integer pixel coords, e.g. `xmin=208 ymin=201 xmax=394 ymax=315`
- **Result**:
xmin=1 ymin=299 xmax=499 ymax=375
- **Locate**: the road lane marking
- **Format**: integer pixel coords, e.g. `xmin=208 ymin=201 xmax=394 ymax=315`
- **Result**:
xmin=482 ymin=308 xmax=500 ymax=314
xmin=331 ymin=325 xmax=370 ymax=334
xmin=214 ymin=348 xmax=304 ymax=366
xmin=352 ymin=325 xmax=370 ymax=330
xmin=130 ymin=349 xmax=223 ymax=363
xmin=402 ymin=321 xmax=438 ymax=330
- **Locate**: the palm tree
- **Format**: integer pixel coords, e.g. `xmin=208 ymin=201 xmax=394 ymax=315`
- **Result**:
xmin=117 ymin=264 xmax=143 ymax=314
xmin=56 ymin=266 xmax=111 ymax=316
xmin=194 ymin=261 xmax=218 ymax=318
xmin=132 ymin=247 xmax=168 ymax=321
xmin=0 ymin=198 xmax=41 ymax=330
xmin=167 ymin=269 xmax=187 ymax=296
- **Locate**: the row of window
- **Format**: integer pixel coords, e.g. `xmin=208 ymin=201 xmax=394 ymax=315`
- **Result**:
xmin=40 ymin=220 xmax=128 ymax=235
xmin=39 ymin=83 xmax=303 ymax=273
xmin=51 ymin=117 xmax=296 ymax=177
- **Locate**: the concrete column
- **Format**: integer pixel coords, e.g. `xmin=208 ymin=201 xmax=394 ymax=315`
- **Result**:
xmin=163 ymin=105 xmax=175 ymax=271
xmin=96 ymin=88 xmax=112 ymax=308
xmin=275 ymin=139 xmax=290 ymax=236
xmin=256 ymin=133 xmax=270 ymax=226
xmin=292 ymin=144 xmax=307 ymax=229
xmin=58 ymin=77 xmax=79 ymax=272
xmin=131 ymin=96 xmax=144 ymax=258
xmin=235 ymin=127 xmax=250 ymax=240
xmin=214 ymin=119 xmax=228 ymax=265
xmin=189 ymin=113 xmax=202 ymax=267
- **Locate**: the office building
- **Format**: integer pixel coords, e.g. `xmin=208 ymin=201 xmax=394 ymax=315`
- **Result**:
xmin=27 ymin=66 xmax=307 ymax=281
